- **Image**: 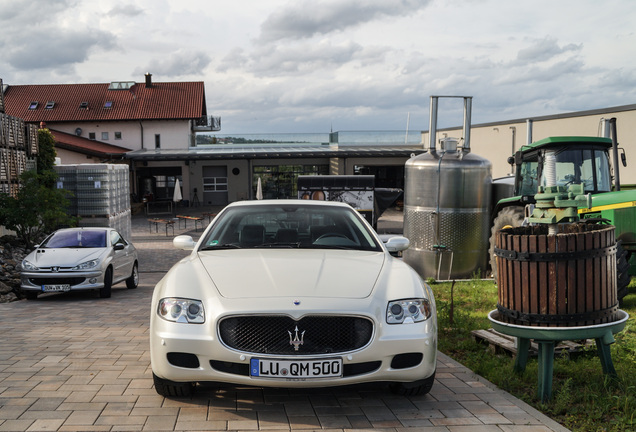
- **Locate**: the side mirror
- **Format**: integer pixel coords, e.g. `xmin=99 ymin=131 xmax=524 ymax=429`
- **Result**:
xmin=384 ymin=236 xmax=410 ymax=253
xmin=620 ymin=149 xmax=627 ymax=167
xmin=114 ymin=243 xmax=125 ymax=251
xmin=173 ymin=235 xmax=196 ymax=251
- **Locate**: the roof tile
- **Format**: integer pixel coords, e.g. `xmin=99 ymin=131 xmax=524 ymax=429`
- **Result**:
xmin=3 ymin=81 xmax=206 ymax=123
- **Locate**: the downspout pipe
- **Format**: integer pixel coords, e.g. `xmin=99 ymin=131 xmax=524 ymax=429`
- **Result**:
xmin=139 ymin=121 xmax=144 ymax=150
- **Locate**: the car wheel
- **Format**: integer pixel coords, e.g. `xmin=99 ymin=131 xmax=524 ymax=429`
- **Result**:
xmin=100 ymin=267 xmax=113 ymax=298
xmin=126 ymin=262 xmax=139 ymax=289
xmin=153 ymin=372 xmax=194 ymax=397
xmin=25 ymin=291 xmax=38 ymax=300
xmin=389 ymin=372 xmax=435 ymax=396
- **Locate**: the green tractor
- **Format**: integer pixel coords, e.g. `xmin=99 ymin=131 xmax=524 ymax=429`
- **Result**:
xmin=489 ymin=119 xmax=635 ymax=300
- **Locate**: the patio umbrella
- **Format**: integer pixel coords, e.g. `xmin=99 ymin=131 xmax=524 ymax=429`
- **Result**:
xmin=173 ymin=179 xmax=183 ymax=202
xmin=256 ymin=177 xmax=263 ymax=200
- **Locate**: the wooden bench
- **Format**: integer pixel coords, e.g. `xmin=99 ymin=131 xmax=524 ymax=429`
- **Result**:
xmin=202 ymin=212 xmax=217 ymax=224
xmin=176 ymin=215 xmax=205 ymax=231
xmin=148 ymin=218 xmax=175 ymax=236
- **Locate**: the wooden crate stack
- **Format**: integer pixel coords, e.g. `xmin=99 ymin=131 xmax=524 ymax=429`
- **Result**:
xmin=0 ymin=104 xmax=38 ymax=196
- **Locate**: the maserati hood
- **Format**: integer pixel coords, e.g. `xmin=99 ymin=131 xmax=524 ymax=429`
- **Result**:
xmin=197 ymin=249 xmax=385 ymax=299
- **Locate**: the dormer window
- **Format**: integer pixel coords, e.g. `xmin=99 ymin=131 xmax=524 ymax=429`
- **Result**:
xmin=45 ymin=101 xmax=55 ymax=109
xmin=80 ymin=101 xmax=89 ymax=109
xmin=28 ymin=101 xmax=38 ymax=109
xmin=108 ymin=81 xmax=135 ymax=90
xmin=104 ymin=101 xmax=113 ymax=109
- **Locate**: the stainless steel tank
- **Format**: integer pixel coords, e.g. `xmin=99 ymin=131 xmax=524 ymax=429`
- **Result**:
xmin=403 ymin=97 xmax=492 ymax=279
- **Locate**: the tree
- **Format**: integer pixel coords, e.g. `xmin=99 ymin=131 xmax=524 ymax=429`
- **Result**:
xmin=0 ymin=129 xmax=76 ymax=247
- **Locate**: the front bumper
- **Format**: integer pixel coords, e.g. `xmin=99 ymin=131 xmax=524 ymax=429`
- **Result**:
xmin=150 ymin=315 xmax=437 ymax=388
xmin=20 ymin=270 xmax=105 ymax=292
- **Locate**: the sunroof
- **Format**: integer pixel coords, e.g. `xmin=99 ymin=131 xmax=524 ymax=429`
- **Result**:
xmin=29 ymin=101 xmax=38 ymax=109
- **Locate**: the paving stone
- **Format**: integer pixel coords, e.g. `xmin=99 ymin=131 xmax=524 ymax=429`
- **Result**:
xmin=0 ymin=209 xmax=571 ymax=432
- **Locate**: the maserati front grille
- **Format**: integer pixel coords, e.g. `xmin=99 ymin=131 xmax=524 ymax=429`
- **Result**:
xmin=219 ymin=315 xmax=373 ymax=355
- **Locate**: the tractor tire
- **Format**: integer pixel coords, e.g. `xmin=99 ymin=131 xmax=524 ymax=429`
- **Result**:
xmin=489 ymin=206 xmax=525 ymax=281
xmin=616 ymin=241 xmax=631 ymax=302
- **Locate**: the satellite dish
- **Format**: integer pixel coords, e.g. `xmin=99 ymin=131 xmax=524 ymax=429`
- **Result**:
xmin=75 ymin=127 xmax=82 ymax=136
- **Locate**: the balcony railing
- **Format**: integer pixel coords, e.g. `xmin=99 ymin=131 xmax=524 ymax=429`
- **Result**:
xmin=194 ymin=116 xmax=221 ymax=131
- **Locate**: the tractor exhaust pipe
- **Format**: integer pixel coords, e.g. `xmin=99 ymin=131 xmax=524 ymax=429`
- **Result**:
xmin=610 ymin=118 xmax=621 ymax=191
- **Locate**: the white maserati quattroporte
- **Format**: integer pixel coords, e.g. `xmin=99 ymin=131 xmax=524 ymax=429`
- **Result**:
xmin=150 ymin=200 xmax=437 ymax=397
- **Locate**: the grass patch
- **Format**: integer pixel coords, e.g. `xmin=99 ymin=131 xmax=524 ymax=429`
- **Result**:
xmin=432 ymin=277 xmax=636 ymax=432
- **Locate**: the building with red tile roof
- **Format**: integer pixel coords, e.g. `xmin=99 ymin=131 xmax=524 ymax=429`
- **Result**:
xmin=3 ymin=74 xmax=219 ymax=201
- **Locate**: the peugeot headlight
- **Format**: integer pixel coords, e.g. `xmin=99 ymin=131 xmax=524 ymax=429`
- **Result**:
xmin=387 ymin=299 xmax=431 ymax=324
xmin=21 ymin=259 xmax=39 ymax=271
xmin=71 ymin=259 xmax=99 ymax=270
xmin=158 ymin=298 xmax=205 ymax=324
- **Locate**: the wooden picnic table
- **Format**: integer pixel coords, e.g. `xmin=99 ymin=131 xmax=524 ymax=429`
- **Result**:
xmin=202 ymin=212 xmax=217 ymax=223
xmin=148 ymin=218 xmax=175 ymax=236
xmin=176 ymin=215 xmax=205 ymax=231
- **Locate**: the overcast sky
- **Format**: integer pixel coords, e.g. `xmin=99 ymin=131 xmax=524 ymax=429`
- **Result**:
xmin=1 ymin=0 xmax=635 ymax=133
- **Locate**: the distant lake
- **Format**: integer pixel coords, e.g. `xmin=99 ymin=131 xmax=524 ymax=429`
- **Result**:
xmin=198 ymin=130 xmax=424 ymax=146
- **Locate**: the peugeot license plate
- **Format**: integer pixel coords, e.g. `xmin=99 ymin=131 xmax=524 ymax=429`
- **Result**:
xmin=250 ymin=358 xmax=342 ymax=379
xmin=42 ymin=284 xmax=71 ymax=292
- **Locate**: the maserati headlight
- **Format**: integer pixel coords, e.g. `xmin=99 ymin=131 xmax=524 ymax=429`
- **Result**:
xmin=158 ymin=298 xmax=205 ymax=324
xmin=21 ymin=259 xmax=39 ymax=271
xmin=71 ymin=259 xmax=99 ymax=270
xmin=387 ymin=299 xmax=431 ymax=324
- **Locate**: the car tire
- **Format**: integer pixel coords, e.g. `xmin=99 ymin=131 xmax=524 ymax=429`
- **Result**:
xmin=153 ymin=372 xmax=194 ymax=397
xmin=126 ymin=262 xmax=139 ymax=289
xmin=100 ymin=267 xmax=113 ymax=298
xmin=489 ymin=206 xmax=525 ymax=280
xmin=25 ymin=291 xmax=38 ymax=300
xmin=389 ymin=372 xmax=435 ymax=396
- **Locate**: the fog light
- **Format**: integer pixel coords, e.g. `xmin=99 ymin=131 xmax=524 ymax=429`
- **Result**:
xmin=89 ymin=278 xmax=97 ymax=284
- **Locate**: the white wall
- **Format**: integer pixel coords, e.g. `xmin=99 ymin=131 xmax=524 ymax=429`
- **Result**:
xmin=422 ymin=108 xmax=636 ymax=184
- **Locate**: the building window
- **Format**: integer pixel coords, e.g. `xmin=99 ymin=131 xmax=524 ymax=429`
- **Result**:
xmin=29 ymin=101 xmax=38 ymax=109
xmin=45 ymin=101 xmax=55 ymax=109
xmin=104 ymin=101 xmax=113 ymax=109
xmin=101 ymin=132 xmax=109 ymax=140
xmin=114 ymin=132 xmax=122 ymax=140
xmin=155 ymin=134 xmax=161 ymax=149
xmin=89 ymin=132 xmax=96 ymax=140
xmin=253 ymin=164 xmax=329 ymax=199
xmin=80 ymin=101 xmax=89 ymax=109
xmin=203 ymin=176 xmax=228 ymax=192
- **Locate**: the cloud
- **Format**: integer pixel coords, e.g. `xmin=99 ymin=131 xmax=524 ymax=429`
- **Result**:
xmin=135 ymin=50 xmax=212 ymax=77
xmin=0 ymin=0 xmax=116 ymax=74
xmin=259 ymin=0 xmax=431 ymax=42
xmin=515 ymin=37 xmax=582 ymax=64
xmin=107 ymin=4 xmax=145 ymax=18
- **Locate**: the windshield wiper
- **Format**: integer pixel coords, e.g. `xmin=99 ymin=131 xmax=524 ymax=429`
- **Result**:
xmin=199 ymin=244 xmax=241 ymax=250
xmin=259 ymin=242 xmax=302 ymax=248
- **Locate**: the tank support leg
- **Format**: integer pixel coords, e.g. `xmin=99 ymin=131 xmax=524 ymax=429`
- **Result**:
xmin=536 ymin=340 xmax=555 ymax=403
xmin=595 ymin=332 xmax=617 ymax=376
xmin=513 ymin=337 xmax=531 ymax=373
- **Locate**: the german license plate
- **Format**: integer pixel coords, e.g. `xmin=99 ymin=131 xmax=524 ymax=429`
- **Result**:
xmin=42 ymin=284 xmax=71 ymax=292
xmin=250 ymin=358 xmax=343 ymax=379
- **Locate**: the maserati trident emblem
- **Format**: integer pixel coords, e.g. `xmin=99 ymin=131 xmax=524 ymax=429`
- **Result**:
xmin=288 ymin=326 xmax=305 ymax=351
